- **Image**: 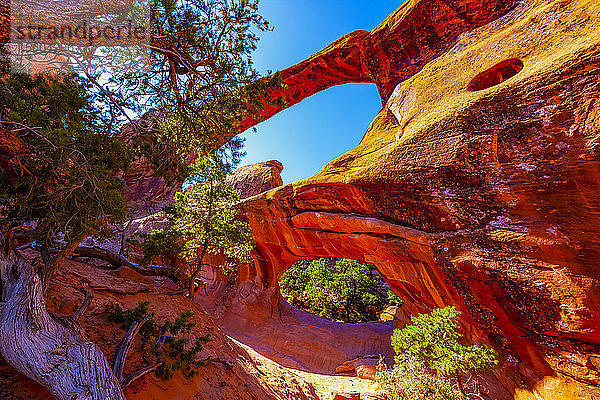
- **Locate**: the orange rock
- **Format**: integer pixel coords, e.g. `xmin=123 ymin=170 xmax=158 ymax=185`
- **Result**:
xmin=355 ymin=365 xmax=378 ymax=381
xmin=335 ymin=360 xmax=357 ymax=375
xmin=332 ymin=393 xmax=361 ymax=400
xmin=229 ymin=0 xmax=521 ymax=144
xmin=224 ymin=160 xmax=284 ymax=199
xmin=117 ymin=111 xmax=183 ymax=213
xmin=198 ymin=0 xmax=600 ymax=399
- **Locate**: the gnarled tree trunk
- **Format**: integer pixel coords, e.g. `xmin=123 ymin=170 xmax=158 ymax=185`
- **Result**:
xmin=0 ymin=238 xmax=126 ymax=400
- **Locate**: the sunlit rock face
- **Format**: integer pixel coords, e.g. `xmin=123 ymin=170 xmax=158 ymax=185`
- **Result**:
xmin=201 ymin=0 xmax=600 ymax=398
xmin=224 ymin=160 xmax=284 ymax=199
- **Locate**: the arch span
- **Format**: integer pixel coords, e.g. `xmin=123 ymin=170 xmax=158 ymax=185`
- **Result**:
xmin=201 ymin=1 xmax=600 ymax=398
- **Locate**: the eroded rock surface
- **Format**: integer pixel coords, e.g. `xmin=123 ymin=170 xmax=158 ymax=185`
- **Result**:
xmin=117 ymin=112 xmax=182 ymax=215
xmin=0 ymin=255 xmax=381 ymax=400
xmin=199 ymin=0 xmax=600 ymax=398
xmin=225 ymin=160 xmax=284 ymax=199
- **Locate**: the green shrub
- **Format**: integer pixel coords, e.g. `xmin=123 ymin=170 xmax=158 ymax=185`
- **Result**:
xmin=107 ymin=301 xmax=211 ymax=379
xmin=279 ymin=258 xmax=401 ymax=323
xmin=391 ymin=307 xmax=497 ymax=375
xmin=386 ymin=306 xmax=497 ymax=397
xmin=387 ymin=290 xmax=404 ymax=306
xmin=376 ymin=357 xmax=467 ymax=400
xmin=140 ymin=229 xmax=184 ymax=266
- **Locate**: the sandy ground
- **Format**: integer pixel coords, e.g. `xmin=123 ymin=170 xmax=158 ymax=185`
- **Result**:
xmin=233 ymin=338 xmax=383 ymax=400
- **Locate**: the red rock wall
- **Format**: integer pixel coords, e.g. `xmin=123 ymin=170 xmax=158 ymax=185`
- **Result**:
xmin=227 ymin=0 xmax=521 ymax=147
xmin=199 ymin=0 xmax=600 ymax=398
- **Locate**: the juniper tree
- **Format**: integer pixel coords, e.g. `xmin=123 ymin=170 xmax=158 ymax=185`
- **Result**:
xmin=0 ymin=58 xmax=131 ymax=287
xmin=0 ymin=1 xmax=270 ymax=398
xmin=143 ymin=155 xmax=253 ymax=299
xmin=391 ymin=306 xmax=498 ymax=395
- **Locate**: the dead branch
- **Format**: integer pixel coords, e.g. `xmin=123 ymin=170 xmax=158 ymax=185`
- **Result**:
xmin=72 ymin=283 xmax=93 ymax=322
xmin=72 ymin=245 xmax=137 ymax=268
xmin=25 ymin=242 xmax=180 ymax=282
xmin=39 ymin=236 xmax=85 ymax=293
xmin=120 ymin=362 xmax=162 ymax=389
xmin=72 ymin=245 xmax=180 ymax=282
xmin=113 ymin=314 xmax=150 ymax=385
xmin=72 ymin=246 xmax=179 ymax=279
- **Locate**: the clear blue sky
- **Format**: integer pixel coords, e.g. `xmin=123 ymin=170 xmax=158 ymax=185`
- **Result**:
xmin=238 ymin=1 xmax=402 ymax=184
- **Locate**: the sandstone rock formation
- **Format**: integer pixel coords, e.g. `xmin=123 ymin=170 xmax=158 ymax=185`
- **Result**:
xmin=200 ymin=162 xmax=399 ymax=378
xmin=198 ymin=0 xmax=600 ymax=398
xmin=0 ymin=254 xmax=382 ymax=400
xmin=229 ymin=0 xmax=521 ymax=143
xmin=225 ymin=160 xmax=284 ymax=199
xmin=116 ymin=111 xmax=189 ymax=215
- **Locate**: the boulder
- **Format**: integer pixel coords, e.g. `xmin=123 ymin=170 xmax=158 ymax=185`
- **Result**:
xmin=355 ymin=365 xmax=377 ymax=381
xmin=335 ymin=356 xmax=380 ymax=380
xmin=225 ymin=160 xmax=284 ymax=199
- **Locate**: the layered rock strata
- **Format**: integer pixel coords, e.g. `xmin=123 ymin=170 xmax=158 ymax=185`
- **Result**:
xmin=199 ymin=1 xmax=600 ymax=398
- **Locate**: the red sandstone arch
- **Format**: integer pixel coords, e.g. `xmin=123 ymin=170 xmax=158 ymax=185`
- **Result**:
xmin=198 ymin=1 xmax=600 ymax=398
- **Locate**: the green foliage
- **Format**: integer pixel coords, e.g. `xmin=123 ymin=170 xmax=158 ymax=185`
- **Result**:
xmin=387 ymin=290 xmax=404 ymax=306
xmin=162 ymin=310 xmax=196 ymax=335
xmin=1 ymin=0 xmax=272 ymax=280
xmin=107 ymin=301 xmax=151 ymax=329
xmin=140 ymin=228 xmax=184 ymax=265
xmin=169 ymin=156 xmax=254 ymax=267
xmin=142 ymin=155 xmax=253 ymax=294
xmin=391 ymin=306 xmax=498 ymax=376
xmin=74 ymin=0 xmax=276 ymax=178
xmin=107 ymin=301 xmax=211 ymax=380
xmin=376 ymin=357 xmax=467 ymax=400
xmin=378 ymin=307 xmax=497 ymax=399
xmin=0 ymin=57 xmax=130 ymax=243
xmin=279 ymin=258 xmax=400 ymax=323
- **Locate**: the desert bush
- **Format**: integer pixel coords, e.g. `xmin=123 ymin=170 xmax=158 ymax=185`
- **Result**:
xmin=376 ymin=357 xmax=467 ymax=400
xmin=280 ymin=258 xmax=401 ymax=323
xmin=391 ymin=306 xmax=497 ymax=378
xmin=107 ymin=301 xmax=211 ymax=379
xmin=380 ymin=306 xmax=497 ymax=398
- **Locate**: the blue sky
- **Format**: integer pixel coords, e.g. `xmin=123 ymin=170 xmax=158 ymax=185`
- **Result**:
xmin=238 ymin=1 xmax=402 ymax=183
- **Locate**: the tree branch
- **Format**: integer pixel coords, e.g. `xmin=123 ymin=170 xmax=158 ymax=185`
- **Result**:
xmin=72 ymin=283 xmax=93 ymax=322
xmin=72 ymin=246 xmax=180 ymax=282
xmin=120 ymin=362 xmax=162 ymax=389
xmin=41 ymin=237 xmax=84 ymax=292
xmin=25 ymin=242 xmax=180 ymax=282
xmin=73 ymin=245 xmax=137 ymax=268
xmin=113 ymin=314 xmax=150 ymax=384
xmin=2 ymin=226 xmax=29 ymax=256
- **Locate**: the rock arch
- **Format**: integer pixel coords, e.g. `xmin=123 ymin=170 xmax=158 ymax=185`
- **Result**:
xmin=199 ymin=0 xmax=600 ymax=398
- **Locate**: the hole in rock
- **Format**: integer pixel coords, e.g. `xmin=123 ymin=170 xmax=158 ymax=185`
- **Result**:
xmin=240 ymin=83 xmax=381 ymax=184
xmin=279 ymin=258 xmax=403 ymax=323
xmin=467 ymin=58 xmax=524 ymax=91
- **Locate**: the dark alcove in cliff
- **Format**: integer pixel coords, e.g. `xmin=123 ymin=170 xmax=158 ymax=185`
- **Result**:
xmin=467 ymin=58 xmax=524 ymax=91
